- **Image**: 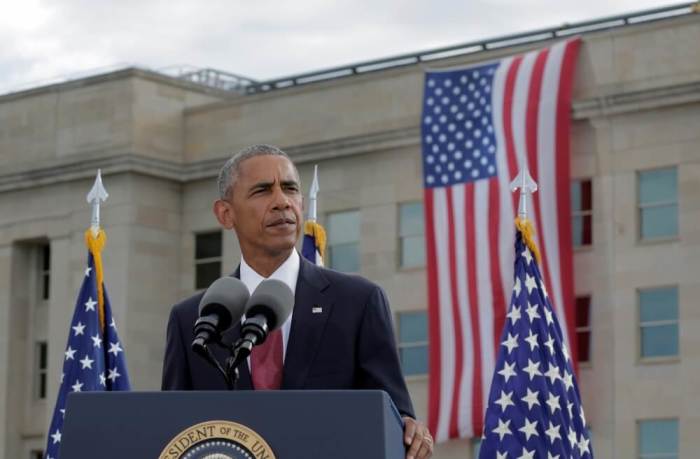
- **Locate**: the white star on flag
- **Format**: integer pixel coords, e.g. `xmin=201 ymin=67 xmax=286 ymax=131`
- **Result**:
xmin=72 ymin=322 xmax=86 ymax=336
xmin=107 ymin=367 xmax=121 ymax=382
xmin=64 ymin=347 xmax=76 ymax=360
xmin=501 ymin=333 xmax=519 ymax=354
xmin=492 ymin=419 xmax=512 ymax=441
xmin=79 ymin=355 xmax=94 ymax=370
xmin=84 ymin=297 xmax=97 ymax=311
xmin=108 ymin=341 xmax=123 ymax=357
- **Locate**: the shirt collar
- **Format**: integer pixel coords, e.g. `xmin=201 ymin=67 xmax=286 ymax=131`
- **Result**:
xmin=240 ymin=249 xmax=300 ymax=296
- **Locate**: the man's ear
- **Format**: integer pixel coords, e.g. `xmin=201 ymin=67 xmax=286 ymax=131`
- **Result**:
xmin=213 ymin=199 xmax=235 ymax=230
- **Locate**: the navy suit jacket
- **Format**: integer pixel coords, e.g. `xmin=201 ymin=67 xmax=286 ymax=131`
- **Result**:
xmin=161 ymin=256 xmax=415 ymax=418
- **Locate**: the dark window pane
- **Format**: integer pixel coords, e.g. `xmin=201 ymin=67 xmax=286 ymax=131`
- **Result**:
xmin=399 ymin=311 xmax=428 ymax=343
xmin=640 ymin=288 xmax=678 ymax=323
xmin=641 ymin=205 xmax=678 ymax=239
xmin=639 ymin=419 xmax=678 ymax=455
xmin=195 ymin=232 xmax=222 ymax=260
xmin=39 ymin=342 xmax=47 ymax=368
xmin=42 ymin=274 xmax=50 ymax=300
xmin=570 ymin=179 xmax=593 ymax=212
xmin=580 ymin=180 xmax=592 ymax=211
xmin=400 ymin=203 xmax=424 ymax=237
xmin=400 ymin=345 xmax=428 ymax=375
xmin=572 ymin=214 xmax=592 ymax=246
xmin=401 ymin=236 xmax=425 ymax=268
xmin=639 ymin=168 xmax=677 ymax=205
xmin=39 ymin=373 xmax=47 ymax=399
xmin=641 ymin=325 xmax=678 ymax=358
xmin=42 ymin=244 xmax=50 ymax=270
xmin=195 ymin=261 xmax=221 ymax=290
xmin=577 ymin=331 xmax=591 ymax=362
xmin=329 ymin=243 xmax=359 ymax=273
xmin=576 ymin=296 xmax=591 ymax=327
xmin=328 ymin=211 xmax=360 ymax=244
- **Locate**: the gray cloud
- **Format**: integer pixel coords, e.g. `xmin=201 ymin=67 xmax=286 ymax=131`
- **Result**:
xmin=0 ymin=0 xmax=672 ymax=93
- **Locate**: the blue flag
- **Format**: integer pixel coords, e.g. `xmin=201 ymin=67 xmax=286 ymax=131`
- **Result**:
xmin=301 ymin=220 xmax=326 ymax=266
xmin=45 ymin=231 xmax=130 ymax=459
xmin=479 ymin=220 xmax=592 ymax=458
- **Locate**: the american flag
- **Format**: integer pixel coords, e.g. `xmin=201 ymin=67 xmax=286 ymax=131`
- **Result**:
xmin=421 ymin=39 xmax=581 ymax=441
xmin=44 ymin=231 xmax=130 ymax=459
xmin=478 ymin=222 xmax=592 ymax=458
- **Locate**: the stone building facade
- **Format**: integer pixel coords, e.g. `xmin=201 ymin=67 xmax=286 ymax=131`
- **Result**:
xmin=1 ymin=8 xmax=699 ymax=458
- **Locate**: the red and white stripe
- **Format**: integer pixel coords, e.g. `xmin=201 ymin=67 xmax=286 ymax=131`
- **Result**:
xmin=426 ymin=38 xmax=581 ymax=441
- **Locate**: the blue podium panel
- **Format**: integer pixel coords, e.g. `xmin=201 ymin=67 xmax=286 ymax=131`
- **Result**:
xmin=60 ymin=390 xmax=405 ymax=459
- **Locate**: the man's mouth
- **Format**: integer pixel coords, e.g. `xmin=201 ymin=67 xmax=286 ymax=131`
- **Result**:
xmin=267 ymin=217 xmax=296 ymax=227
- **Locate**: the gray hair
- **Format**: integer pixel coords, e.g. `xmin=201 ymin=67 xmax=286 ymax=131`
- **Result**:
xmin=217 ymin=144 xmax=295 ymax=199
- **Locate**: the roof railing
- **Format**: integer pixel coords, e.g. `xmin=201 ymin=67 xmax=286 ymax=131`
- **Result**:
xmin=246 ymin=2 xmax=698 ymax=94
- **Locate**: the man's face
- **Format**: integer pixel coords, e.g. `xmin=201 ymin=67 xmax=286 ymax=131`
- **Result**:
xmin=221 ymin=155 xmax=303 ymax=259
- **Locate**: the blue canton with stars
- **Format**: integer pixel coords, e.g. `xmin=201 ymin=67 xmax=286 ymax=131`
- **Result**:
xmin=421 ymin=63 xmax=500 ymax=188
xmin=45 ymin=253 xmax=130 ymax=459
xmin=479 ymin=230 xmax=593 ymax=459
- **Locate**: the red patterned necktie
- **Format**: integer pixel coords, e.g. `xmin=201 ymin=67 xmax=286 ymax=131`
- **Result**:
xmin=250 ymin=329 xmax=283 ymax=390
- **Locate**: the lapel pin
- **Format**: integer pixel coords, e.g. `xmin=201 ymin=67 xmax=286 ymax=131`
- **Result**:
xmin=312 ymin=305 xmax=323 ymax=314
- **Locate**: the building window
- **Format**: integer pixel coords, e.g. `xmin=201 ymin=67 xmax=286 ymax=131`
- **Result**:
xmin=399 ymin=202 xmax=425 ymax=268
xmin=194 ymin=231 xmax=222 ymax=290
xmin=639 ymin=287 xmax=678 ymax=359
xmin=638 ymin=167 xmax=678 ymax=240
xmin=471 ymin=438 xmax=481 ymax=458
xmin=571 ymin=179 xmax=592 ymax=247
xmin=639 ymin=419 xmax=678 ymax=459
xmin=398 ymin=311 xmax=429 ymax=376
xmin=35 ymin=341 xmax=48 ymax=399
xmin=40 ymin=243 xmax=50 ymax=300
xmin=576 ymin=296 xmax=592 ymax=363
xmin=327 ymin=210 xmax=360 ymax=272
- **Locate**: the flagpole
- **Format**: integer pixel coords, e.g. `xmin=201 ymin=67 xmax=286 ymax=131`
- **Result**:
xmin=509 ymin=162 xmax=537 ymax=221
xmin=308 ymin=165 xmax=319 ymax=222
xmin=86 ymin=169 xmax=109 ymax=238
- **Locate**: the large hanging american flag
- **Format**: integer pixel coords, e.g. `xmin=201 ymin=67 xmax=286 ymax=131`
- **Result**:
xmin=44 ymin=230 xmax=130 ymax=459
xmin=478 ymin=220 xmax=592 ymax=458
xmin=421 ymin=38 xmax=581 ymax=441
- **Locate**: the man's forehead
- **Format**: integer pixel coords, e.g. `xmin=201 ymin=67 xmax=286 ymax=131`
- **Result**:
xmin=238 ymin=155 xmax=299 ymax=182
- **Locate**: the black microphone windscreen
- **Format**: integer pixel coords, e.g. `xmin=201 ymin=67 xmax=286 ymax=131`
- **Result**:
xmin=245 ymin=279 xmax=294 ymax=331
xmin=199 ymin=277 xmax=250 ymax=331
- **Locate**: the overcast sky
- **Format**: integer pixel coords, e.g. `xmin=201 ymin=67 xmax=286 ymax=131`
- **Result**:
xmin=0 ymin=0 xmax=679 ymax=93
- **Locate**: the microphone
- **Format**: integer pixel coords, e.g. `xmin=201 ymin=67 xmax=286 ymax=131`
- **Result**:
xmin=192 ymin=277 xmax=249 ymax=355
xmin=231 ymin=279 xmax=294 ymax=365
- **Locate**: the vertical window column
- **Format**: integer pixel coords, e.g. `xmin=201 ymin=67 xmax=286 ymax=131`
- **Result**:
xmin=397 ymin=311 xmax=429 ymax=376
xmin=34 ymin=341 xmax=47 ymax=400
xmin=399 ymin=202 xmax=425 ymax=268
xmin=195 ymin=231 xmax=222 ymax=290
xmin=639 ymin=287 xmax=679 ymax=359
xmin=638 ymin=419 xmax=678 ymax=459
xmin=571 ymin=179 xmax=592 ymax=247
xmin=327 ymin=210 xmax=360 ymax=273
xmin=575 ymin=296 xmax=592 ymax=363
xmin=638 ymin=167 xmax=678 ymax=240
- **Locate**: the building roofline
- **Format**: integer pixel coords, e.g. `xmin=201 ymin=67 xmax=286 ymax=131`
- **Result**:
xmin=245 ymin=2 xmax=698 ymax=94
xmin=0 ymin=67 xmax=236 ymax=103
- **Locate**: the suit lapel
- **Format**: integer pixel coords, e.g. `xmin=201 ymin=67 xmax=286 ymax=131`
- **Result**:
xmin=282 ymin=257 xmax=331 ymax=389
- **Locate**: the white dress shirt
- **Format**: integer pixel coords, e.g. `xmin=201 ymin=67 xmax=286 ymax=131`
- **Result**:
xmin=240 ymin=249 xmax=299 ymax=362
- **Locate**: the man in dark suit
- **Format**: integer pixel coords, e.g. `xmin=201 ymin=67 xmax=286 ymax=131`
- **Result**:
xmin=162 ymin=145 xmax=433 ymax=459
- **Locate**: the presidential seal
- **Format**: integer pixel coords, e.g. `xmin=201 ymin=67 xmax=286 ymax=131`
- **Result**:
xmin=159 ymin=421 xmax=276 ymax=459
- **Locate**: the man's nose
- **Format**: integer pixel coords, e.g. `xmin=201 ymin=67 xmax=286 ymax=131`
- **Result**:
xmin=271 ymin=186 xmax=291 ymax=209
